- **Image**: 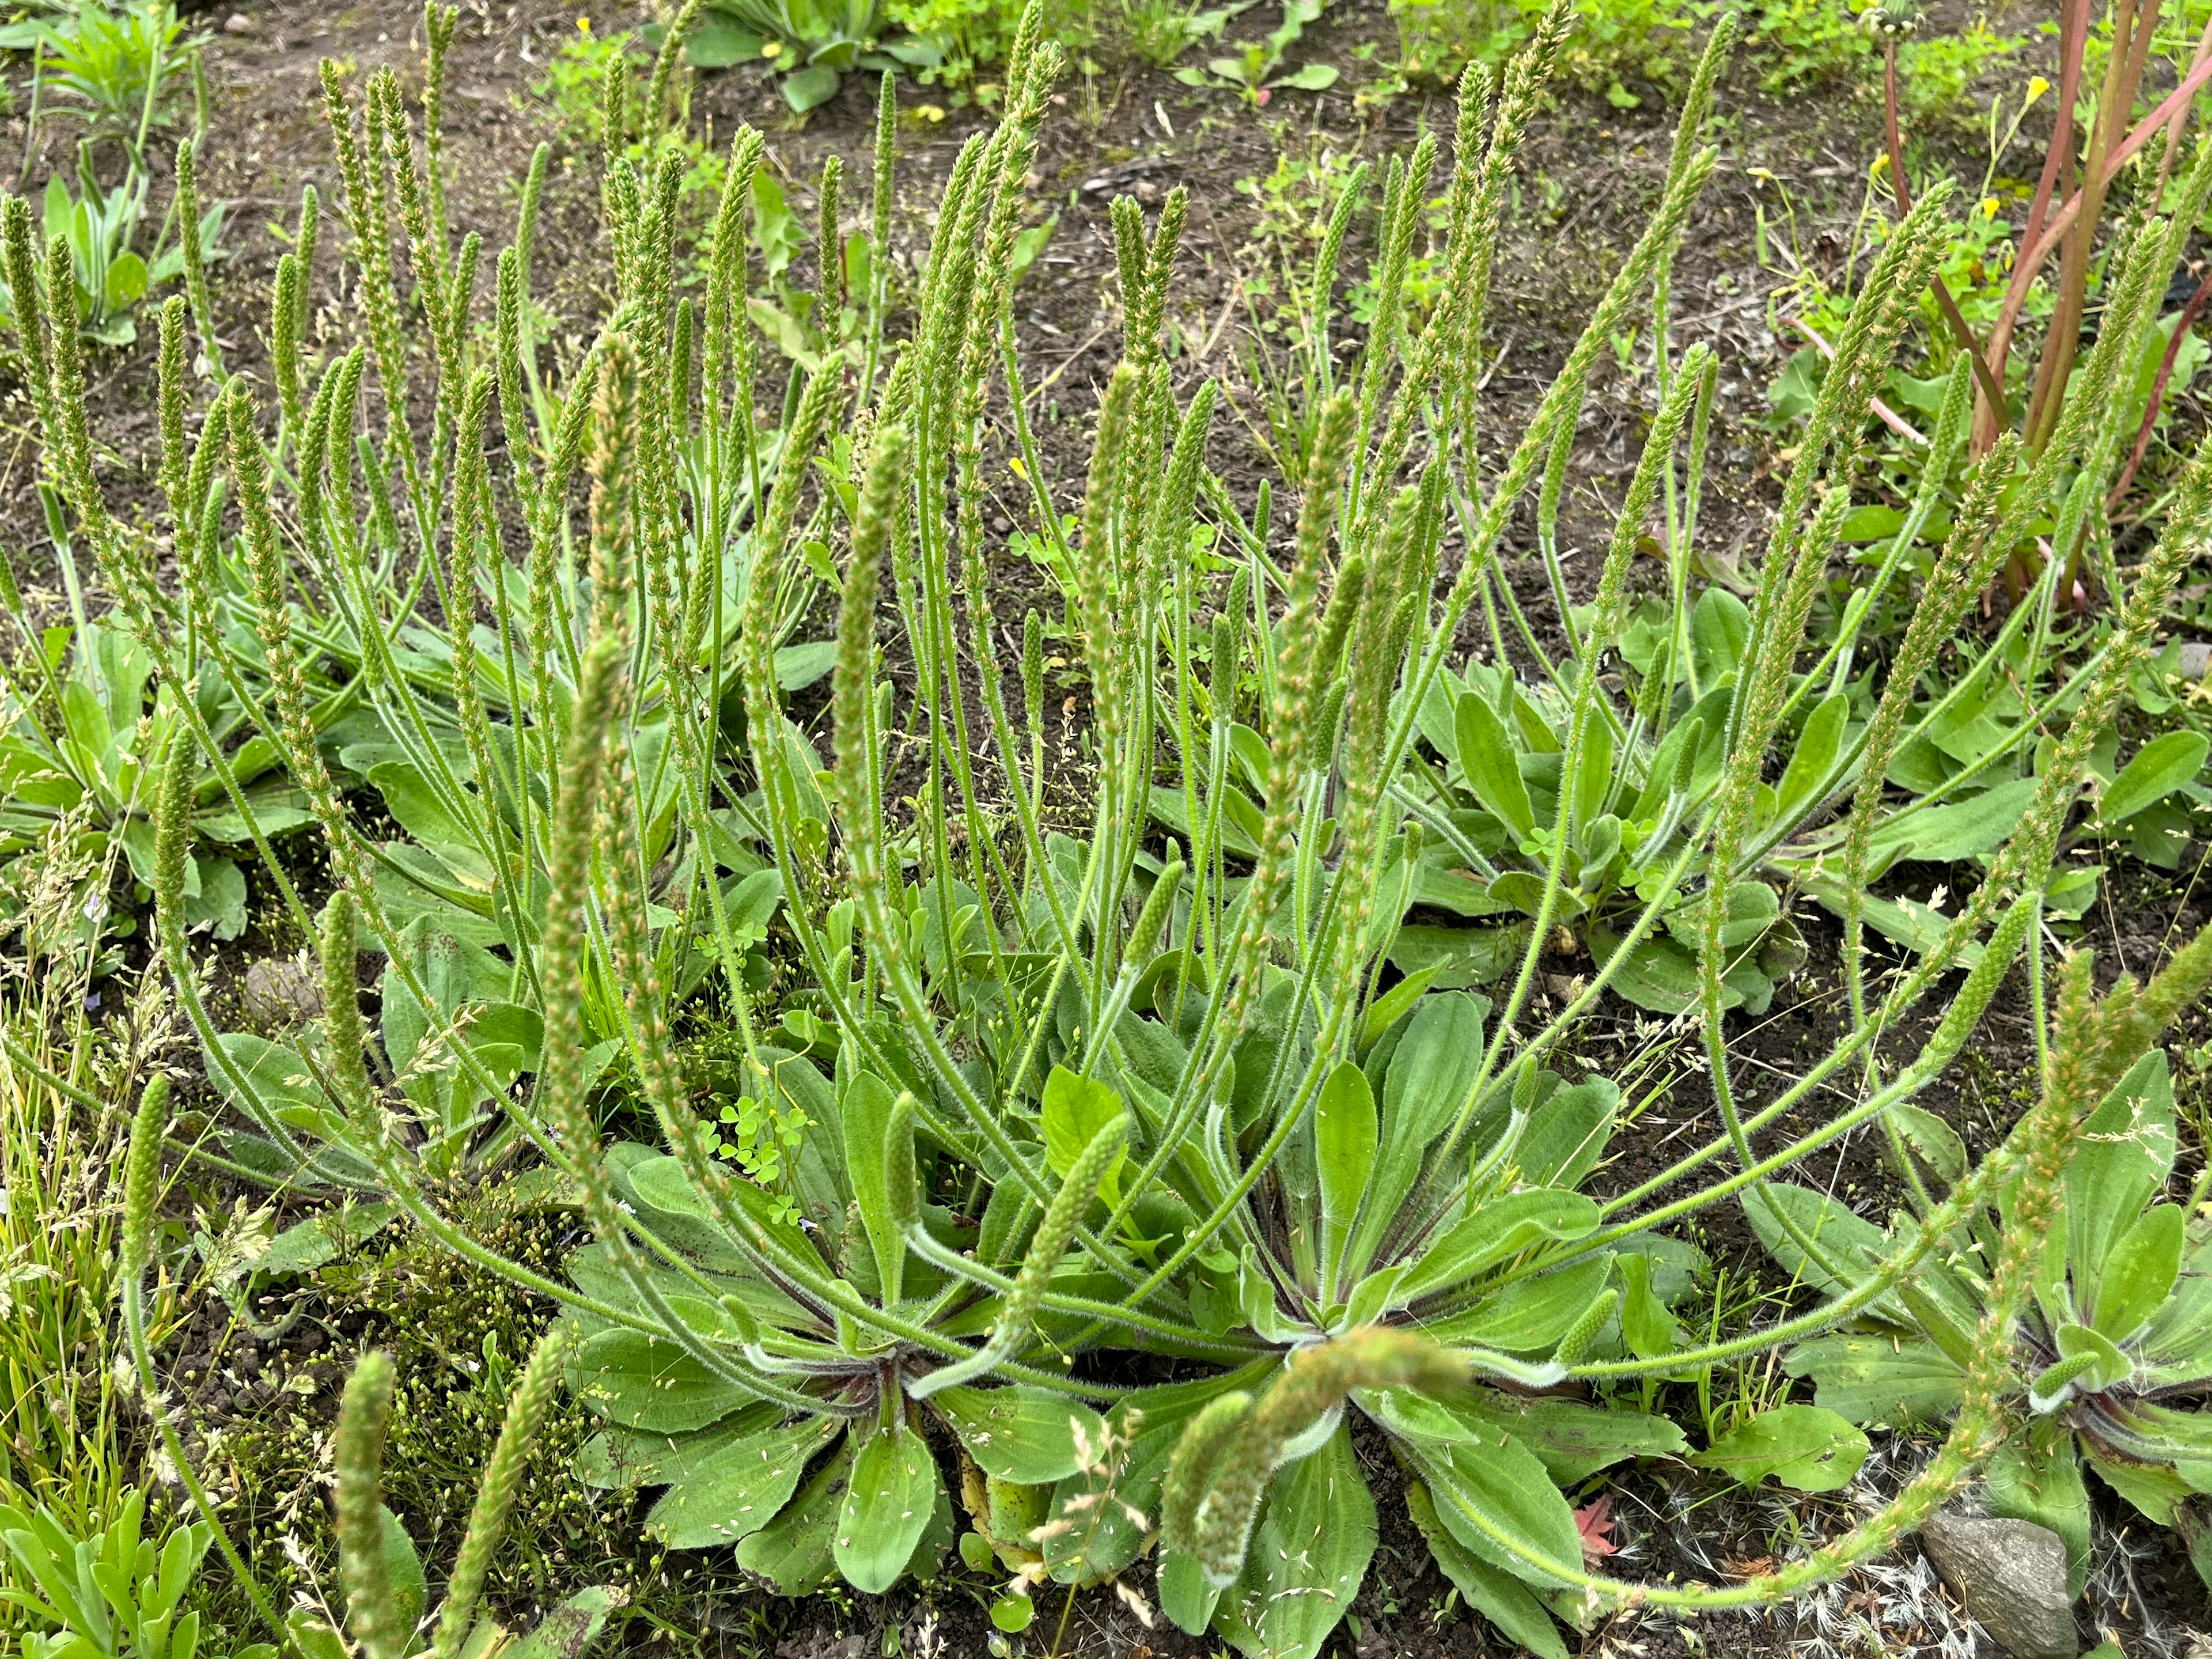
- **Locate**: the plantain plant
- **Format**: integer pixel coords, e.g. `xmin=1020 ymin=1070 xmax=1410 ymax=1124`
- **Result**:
xmin=1756 ymin=1043 xmax=2212 ymax=1600
xmin=15 ymin=0 xmax=2212 ymax=1652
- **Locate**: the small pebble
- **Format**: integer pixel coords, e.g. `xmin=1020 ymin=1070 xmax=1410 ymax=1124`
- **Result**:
xmin=223 ymin=12 xmax=254 ymax=32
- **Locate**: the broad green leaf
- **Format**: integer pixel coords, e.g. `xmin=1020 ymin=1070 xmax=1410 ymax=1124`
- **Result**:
xmin=1445 ymin=1393 xmax=1688 ymax=1486
xmin=1691 ymin=1404 xmax=1868 ymax=1491
xmin=1455 ymin=694 xmax=1534 ymax=841
xmin=842 ymin=1071 xmax=907 ymax=1305
xmin=934 ymin=1385 xmax=1105 ymax=1485
xmin=1158 ymin=1548 xmax=1218 ymax=1635
xmin=570 ymin=1329 xmax=753 ymax=1434
xmin=211 ymin=1034 xmax=340 ymax=1139
xmin=1517 ymin=1078 xmax=1617 ymax=1190
xmin=103 ymin=250 xmax=147 ymax=308
xmin=171 ymin=839 xmax=244 ymax=935
xmin=1424 ymin=1255 xmax=1613 ymax=1351
xmin=1781 ymin=1335 xmax=1962 ymax=1426
xmin=687 ymin=13 xmax=764 ymax=65
xmin=1405 ymin=1423 xmax=1582 ymax=1588
xmin=1403 ymin=1479 xmax=1567 ymax=1659
xmin=1690 ymin=588 xmax=1750 ymax=686
xmin=2092 ymin=1204 xmax=2184 ymax=1343
xmin=1396 ymin=1189 xmax=1600 ymax=1302
xmin=1214 ymin=1423 xmax=1374 ymax=1659
xmin=1041 ymin=1066 xmax=1125 ymax=1185
xmin=834 ymin=1425 xmax=937 ymax=1593
xmin=1618 ymin=1252 xmax=1681 ymax=1363
xmin=645 ymin=1417 xmax=839 ymax=1548
xmin=1356 ymin=963 xmax=1440 ymax=1053
xmin=377 ymin=1506 xmax=427 ymax=1643
xmin=1776 ymin=691 xmax=1849 ymax=819
xmin=1314 ymin=1061 xmax=1375 ymax=1296
xmin=1273 ymin=60 xmax=1338 ymax=89
xmin=1380 ymin=990 xmax=1487 ymax=1158
xmin=779 ymin=62 xmax=840 ymax=111
xmin=1868 ymin=775 xmax=2037 ymax=863
xmin=2100 ymin=730 xmax=2207 ymax=824
xmin=737 ymin=1437 xmax=851 ymax=1593
xmin=257 ymin=1203 xmax=400 ymax=1278
xmin=2062 ymin=1051 xmax=2178 ymax=1311
xmin=1336 ymin=995 xmax=1495 ymax=1283
xmin=1743 ymin=1182 xmax=1891 ymax=1304
xmin=576 ymin=1406 xmax=784 ymax=1489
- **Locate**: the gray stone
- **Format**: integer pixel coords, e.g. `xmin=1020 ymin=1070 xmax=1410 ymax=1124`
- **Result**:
xmin=240 ymin=957 xmax=320 ymax=1031
xmin=2178 ymin=639 xmax=2212 ymax=680
xmin=1921 ymin=1513 xmax=2078 ymax=1659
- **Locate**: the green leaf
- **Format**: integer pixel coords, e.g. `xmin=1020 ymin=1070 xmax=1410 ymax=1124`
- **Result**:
xmin=687 ymin=13 xmax=764 ymax=65
xmin=645 ymin=1417 xmax=839 ymax=1548
xmin=1692 ymin=1404 xmax=1869 ymax=1491
xmin=1517 ymin=1078 xmax=1616 ymax=1190
xmin=1444 ymin=1394 xmax=1687 ymax=1486
xmin=1403 ymin=1479 xmax=1567 ymax=1659
xmin=2092 ymin=1203 xmax=2184 ymax=1344
xmin=772 ymin=640 xmax=837 ymax=692
xmin=1777 ymin=692 xmax=1849 ymax=820
xmin=834 ymin=1425 xmax=938 ymax=1592
xmin=258 ymin=1204 xmax=400 ymax=1278
xmin=737 ymin=1437 xmax=851 ymax=1594
xmin=934 ymin=1385 xmax=1105 ymax=1485
xmin=1618 ymin=1252 xmax=1682 ymax=1365
xmin=1690 ymin=588 xmax=1750 ymax=686
xmin=842 ymin=1071 xmax=907 ymax=1306
xmin=1213 ymin=1422 xmax=1373 ymax=1659
xmin=570 ymin=1330 xmax=754 ymax=1434
xmin=1396 ymin=1190 xmax=1600 ymax=1302
xmin=1041 ymin=1066 xmax=1126 ymax=1191
xmin=1781 ymin=1335 xmax=1962 ymax=1426
xmin=1425 ymin=1255 xmax=1613 ymax=1351
xmin=1158 ymin=1547 xmax=1219 ymax=1633
xmin=378 ymin=1505 xmax=427 ymax=1642
xmin=2100 ymin=730 xmax=2207 ymax=824
xmin=1404 ymin=1422 xmax=1582 ymax=1588
xmin=1868 ymin=775 xmax=2037 ymax=863
xmin=1455 ymin=694 xmax=1534 ymax=841
xmin=2062 ymin=1051 xmax=2179 ymax=1312
xmin=1272 ymin=60 xmax=1338 ymax=89
xmin=1356 ymin=964 xmax=1441 ymax=1053
xmin=1314 ymin=1060 xmax=1375 ymax=1294
xmin=1743 ymin=1181 xmax=1889 ymax=1301
xmin=779 ymin=62 xmax=841 ymax=111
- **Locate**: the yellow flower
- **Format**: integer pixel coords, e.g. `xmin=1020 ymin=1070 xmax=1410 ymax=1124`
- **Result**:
xmin=1980 ymin=196 xmax=2000 ymax=219
xmin=1870 ymin=152 xmax=1889 ymax=179
xmin=2025 ymin=75 xmax=2049 ymax=103
xmin=575 ymin=13 xmax=590 ymax=31
xmin=762 ymin=36 xmax=781 ymax=54
xmin=915 ymin=103 xmax=947 ymax=123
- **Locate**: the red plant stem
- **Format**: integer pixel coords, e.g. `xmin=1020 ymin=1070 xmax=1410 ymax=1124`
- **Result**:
xmin=2021 ymin=51 xmax=2212 ymax=284
xmin=2108 ymin=266 xmax=2212 ymax=506
xmin=1883 ymin=43 xmax=2010 ymax=427
xmin=1978 ymin=0 xmax=2093 ymax=450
